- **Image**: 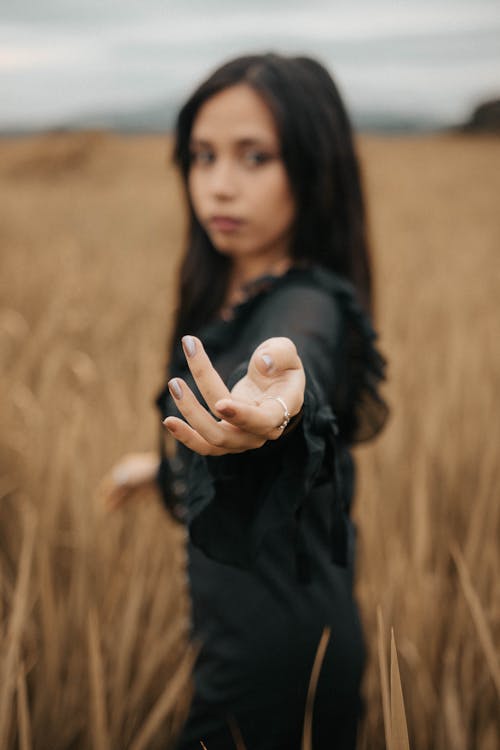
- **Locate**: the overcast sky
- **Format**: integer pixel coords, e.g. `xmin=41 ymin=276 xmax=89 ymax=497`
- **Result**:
xmin=1 ymin=0 xmax=499 ymax=130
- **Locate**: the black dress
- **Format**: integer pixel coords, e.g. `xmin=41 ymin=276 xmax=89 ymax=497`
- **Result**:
xmin=154 ymin=263 xmax=388 ymax=750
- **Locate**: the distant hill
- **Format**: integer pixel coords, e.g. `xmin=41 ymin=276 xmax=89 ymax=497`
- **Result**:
xmin=461 ymin=98 xmax=500 ymax=133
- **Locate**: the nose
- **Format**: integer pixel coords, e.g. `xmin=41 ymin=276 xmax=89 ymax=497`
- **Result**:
xmin=209 ymin=157 xmax=237 ymax=200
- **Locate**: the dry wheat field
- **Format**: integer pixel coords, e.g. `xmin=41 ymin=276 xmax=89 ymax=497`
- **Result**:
xmin=0 ymin=130 xmax=499 ymax=750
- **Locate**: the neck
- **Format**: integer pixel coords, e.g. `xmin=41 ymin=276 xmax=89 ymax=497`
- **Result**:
xmin=219 ymin=253 xmax=293 ymax=318
xmin=229 ymin=254 xmax=293 ymax=290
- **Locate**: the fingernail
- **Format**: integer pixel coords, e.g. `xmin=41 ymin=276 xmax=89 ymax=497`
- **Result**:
xmin=261 ymin=354 xmax=273 ymax=371
xmin=219 ymin=406 xmax=236 ymax=418
xmin=168 ymin=378 xmax=183 ymax=400
xmin=182 ymin=335 xmax=196 ymax=357
xmin=162 ymin=418 xmax=176 ymax=431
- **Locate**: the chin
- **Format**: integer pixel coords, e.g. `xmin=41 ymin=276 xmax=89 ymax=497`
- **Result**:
xmin=210 ymin=238 xmax=250 ymax=259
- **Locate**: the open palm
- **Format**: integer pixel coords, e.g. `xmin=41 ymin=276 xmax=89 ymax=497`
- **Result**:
xmin=163 ymin=335 xmax=305 ymax=456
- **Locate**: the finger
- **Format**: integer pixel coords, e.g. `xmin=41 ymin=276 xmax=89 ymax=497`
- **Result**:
xmin=168 ymin=366 xmax=266 ymax=451
xmin=214 ymin=376 xmax=304 ymax=437
xmin=213 ymin=337 xmax=305 ymax=434
xmin=249 ymin=337 xmax=303 ymax=380
xmin=163 ymin=416 xmax=266 ymax=454
xmin=164 ymin=415 xmax=225 ymax=455
xmin=167 ymin=376 xmax=232 ymax=447
xmin=181 ymin=335 xmax=231 ymax=414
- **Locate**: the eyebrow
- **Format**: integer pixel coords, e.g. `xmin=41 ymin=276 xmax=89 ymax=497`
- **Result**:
xmin=189 ymin=136 xmax=277 ymax=149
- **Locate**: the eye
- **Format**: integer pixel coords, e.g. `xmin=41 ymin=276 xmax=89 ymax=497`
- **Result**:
xmin=243 ymin=150 xmax=273 ymax=167
xmin=190 ymin=149 xmax=215 ymax=166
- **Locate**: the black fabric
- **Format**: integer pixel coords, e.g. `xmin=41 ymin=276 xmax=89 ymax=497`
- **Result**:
xmin=154 ymin=263 xmax=388 ymax=750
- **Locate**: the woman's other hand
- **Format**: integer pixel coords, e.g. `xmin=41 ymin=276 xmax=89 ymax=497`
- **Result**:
xmin=163 ymin=335 xmax=305 ymax=456
xmin=97 ymin=451 xmax=160 ymax=511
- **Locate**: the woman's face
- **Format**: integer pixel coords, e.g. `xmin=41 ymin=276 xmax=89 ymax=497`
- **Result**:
xmin=187 ymin=83 xmax=296 ymax=265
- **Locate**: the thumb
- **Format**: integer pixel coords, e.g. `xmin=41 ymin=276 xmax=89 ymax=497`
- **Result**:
xmin=251 ymin=336 xmax=302 ymax=377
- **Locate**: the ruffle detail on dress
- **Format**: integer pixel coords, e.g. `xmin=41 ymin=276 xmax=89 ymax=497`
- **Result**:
xmin=304 ymin=266 xmax=389 ymax=444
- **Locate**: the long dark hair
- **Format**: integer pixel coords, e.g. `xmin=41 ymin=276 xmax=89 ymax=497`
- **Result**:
xmin=168 ymin=52 xmax=374 ymax=361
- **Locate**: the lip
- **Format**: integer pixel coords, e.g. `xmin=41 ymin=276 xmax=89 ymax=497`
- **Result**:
xmin=209 ymin=216 xmax=244 ymax=232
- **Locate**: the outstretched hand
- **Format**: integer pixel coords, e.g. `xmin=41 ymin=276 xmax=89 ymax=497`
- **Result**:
xmin=163 ymin=335 xmax=305 ymax=456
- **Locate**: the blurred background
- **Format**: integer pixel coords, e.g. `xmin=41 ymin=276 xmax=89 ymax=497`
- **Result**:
xmin=1 ymin=2 xmax=499 ymax=750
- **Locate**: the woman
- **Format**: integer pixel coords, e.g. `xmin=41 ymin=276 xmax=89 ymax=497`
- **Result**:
xmin=107 ymin=53 xmax=388 ymax=749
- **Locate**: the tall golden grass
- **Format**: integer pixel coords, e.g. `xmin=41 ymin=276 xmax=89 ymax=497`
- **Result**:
xmin=1 ymin=130 xmax=499 ymax=749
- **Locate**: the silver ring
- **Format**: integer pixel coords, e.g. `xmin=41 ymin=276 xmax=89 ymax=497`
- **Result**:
xmin=261 ymin=395 xmax=290 ymax=430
